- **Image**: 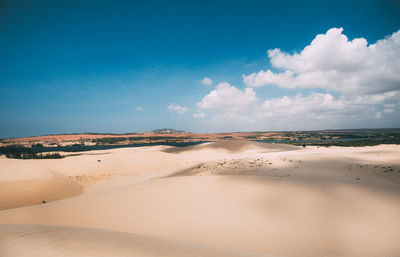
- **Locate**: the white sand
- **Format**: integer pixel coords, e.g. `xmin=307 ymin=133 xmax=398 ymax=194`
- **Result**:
xmin=1 ymin=141 xmax=399 ymax=257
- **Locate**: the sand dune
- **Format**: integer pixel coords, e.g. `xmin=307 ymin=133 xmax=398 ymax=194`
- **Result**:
xmin=1 ymin=176 xmax=399 ymax=256
xmin=0 ymin=160 xmax=82 ymax=210
xmin=1 ymin=141 xmax=400 ymax=257
xmin=163 ymin=140 xmax=299 ymax=154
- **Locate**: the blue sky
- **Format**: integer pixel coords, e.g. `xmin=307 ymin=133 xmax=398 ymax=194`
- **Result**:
xmin=1 ymin=0 xmax=400 ymax=138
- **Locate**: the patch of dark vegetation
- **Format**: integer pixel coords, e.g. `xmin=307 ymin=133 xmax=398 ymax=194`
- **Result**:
xmin=31 ymin=143 xmax=44 ymax=148
xmin=0 ymin=145 xmax=64 ymax=159
xmin=219 ymin=136 xmax=233 ymax=139
xmin=244 ymin=135 xmax=262 ymax=139
xmin=292 ymin=138 xmax=400 ymax=147
xmin=93 ymin=137 xmax=128 ymax=145
xmin=256 ymin=128 xmax=400 ymax=147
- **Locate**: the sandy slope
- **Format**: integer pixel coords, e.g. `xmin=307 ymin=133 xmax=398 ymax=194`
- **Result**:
xmin=0 ymin=224 xmax=271 ymax=257
xmin=0 ymin=161 xmax=82 ymax=210
xmin=1 ymin=141 xmax=400 ymax=257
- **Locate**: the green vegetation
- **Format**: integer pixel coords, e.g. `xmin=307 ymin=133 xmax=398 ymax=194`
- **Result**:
xmin=31 ymin=143 xmax=44 ymax=148
xmin=219 ymin=136 xmax=233 ymax=139
xmin=244 ymin=135 xmax=261 ymax=139
xmin=292 ymin=138 xmax=400 ymax=147
xmin=93 ymin=137 xmax=127 ymax=145
xmin=0 ymin=145 xmax=63 ymax=159
xmin=263 ymin=129 xmax=400 ymax=147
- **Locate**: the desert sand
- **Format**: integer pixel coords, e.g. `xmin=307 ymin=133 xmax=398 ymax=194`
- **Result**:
xmin=1 ymin=141 xmax=400 ymax=257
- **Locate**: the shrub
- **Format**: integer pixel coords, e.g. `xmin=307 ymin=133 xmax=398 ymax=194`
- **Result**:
xmin=0 ymin=145 xmax=63 ymax=159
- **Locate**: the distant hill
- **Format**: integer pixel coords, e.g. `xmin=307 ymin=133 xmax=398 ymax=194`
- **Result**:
xmin=151 ymin=129 xmax=188 ymax=134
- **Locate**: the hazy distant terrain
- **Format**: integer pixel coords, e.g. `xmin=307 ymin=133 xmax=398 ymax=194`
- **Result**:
xmin=1 ymin=129 xmax=400 ymax=150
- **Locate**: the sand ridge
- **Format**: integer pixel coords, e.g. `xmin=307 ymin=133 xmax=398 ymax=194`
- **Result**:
xmin=0 ymin=160 xmax=83 ymax=210
xmin=163 ymin=140 xmax=300 ymax=154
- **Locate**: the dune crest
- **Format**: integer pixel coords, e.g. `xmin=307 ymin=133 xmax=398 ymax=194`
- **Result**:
xmin=0 ymin=161 xmax=83 ymax=210
xmin=163 ymin=140 xmax=299 ymax=154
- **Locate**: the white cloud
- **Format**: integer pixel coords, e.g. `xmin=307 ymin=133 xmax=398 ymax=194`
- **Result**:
xmin=243 ymin=28 xmax=400 ymax=95
xmin=133 ymin=106 xmax=146 ymax=112
xmin=260 ymin=93 xmax=345 ymax=118
xmin=193 ymin=28 xmax=400 ymax=131
xmin=193 ymin=111 xmax=205 ymax=119
xmin=384 ymin=103 xmax=396 ymax=108
xmin=167 ymin=103 xmax=189 ymax=114
xmin=194 ymin=84 xmax=398 ymax=131
xmin=198 ymin=82 xmax=257 ymax=112
xmin=201 ymin=77 xmax=213 ymax=86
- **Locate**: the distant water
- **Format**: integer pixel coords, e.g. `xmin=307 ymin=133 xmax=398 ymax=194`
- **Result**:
xmin=30 ymin=141 xmax=208 ymax=153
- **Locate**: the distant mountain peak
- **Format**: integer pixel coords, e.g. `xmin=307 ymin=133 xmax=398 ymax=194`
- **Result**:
xmin=151 ymin=128 xmax=189 ymax=134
